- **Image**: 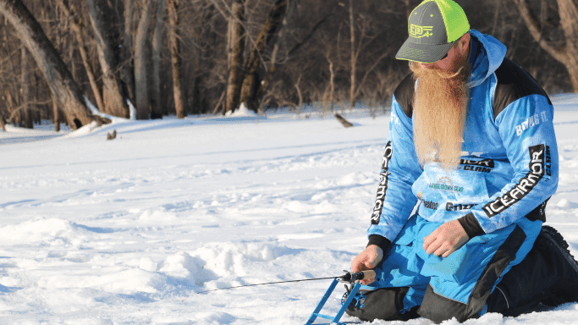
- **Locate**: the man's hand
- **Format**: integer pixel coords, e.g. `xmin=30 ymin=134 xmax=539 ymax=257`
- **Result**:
xmin=351 ymin=245 xmax=383 ymax=285
xmin=423 ymin=219 xmax=469 ymax=258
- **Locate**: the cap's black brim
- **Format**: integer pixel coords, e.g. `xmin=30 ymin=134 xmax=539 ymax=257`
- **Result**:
xmin=395 ymin=39 xmax=456 ymax=63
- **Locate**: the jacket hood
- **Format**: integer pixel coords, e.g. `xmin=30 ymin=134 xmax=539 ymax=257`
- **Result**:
xmin=468 ymin=29 xmax=507 ymax=88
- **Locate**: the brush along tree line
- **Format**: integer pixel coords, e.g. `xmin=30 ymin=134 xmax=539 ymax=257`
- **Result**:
xmin=0 ymin=0 xmax=576 ymax=131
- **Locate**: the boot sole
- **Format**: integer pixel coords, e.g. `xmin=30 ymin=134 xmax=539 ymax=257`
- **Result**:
xmin=538 ymin=226 xmax=578 ymax=303
xmin=540 ymin=226 xmax=578 ymax=273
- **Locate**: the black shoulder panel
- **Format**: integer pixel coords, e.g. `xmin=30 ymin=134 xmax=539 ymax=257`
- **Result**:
xmin=493 ymin=58 xmax=552 ymax=120
xmin=393 ymin=74 xmax=415 ymax=118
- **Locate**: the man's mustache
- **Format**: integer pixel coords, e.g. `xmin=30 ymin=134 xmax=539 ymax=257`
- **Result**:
xmin=411 ymin=63 xmax=466 ymax=80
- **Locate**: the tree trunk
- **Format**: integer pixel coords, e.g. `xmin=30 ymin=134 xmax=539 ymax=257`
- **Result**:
xmin=86 ymin=0 xmax=129 ymax=117
xmin=135 ymin=0 xmax=154 ymax=120
xmin=212 ymin=90 xmax=226 ymax=115
xmin=5 ymin=91 xmax=17 ymax=126
xmin=556 ymin=0 xmax=578 ymax=92
xmin=225 ymin=0 xmax=245 ymax=114
xmin=327 ymin=55 xmax=335 ymax=111
xmin=349 ymin=0 xmax=356 ymax=111
xmin=254 ymin=0 xmax=297 ymax=110
xmin=53 ymin=96 xmax=60 ymax=132
xmin=121 ymin=0 xmax=136 ymax=104
xmin=168 ymin=0 xmax=185 ymax=118
xmin=0 ymin=0 xmax=94 ymax=129
xmin=192 ymin=75 xmax=201 ymax=115
xmin=294 ymin=74 xmax=303 ymax=113
xmin=513 ymin=0 xmax=578 ymax=92
xmin=151 ymin=0 xmax=165 ymax=119
xmin=58 ymin=0 xmax=105 ymax=113
xmin=239 ymin=0 xmax=288 ymax=112
xmin=21 ymin=46 xmax=32 ymax=128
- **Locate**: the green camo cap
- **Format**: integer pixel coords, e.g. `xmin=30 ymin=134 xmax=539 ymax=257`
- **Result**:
xmin=395 ymin=0 xmax=470 ymax=63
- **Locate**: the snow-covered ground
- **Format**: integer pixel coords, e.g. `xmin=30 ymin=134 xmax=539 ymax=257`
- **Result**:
xmin=0 ymin=95 xmax=577 ymax=325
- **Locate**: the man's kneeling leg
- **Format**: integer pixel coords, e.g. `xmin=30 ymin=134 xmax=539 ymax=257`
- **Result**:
xmin=345 ymin=287 xmax=419 ymax=322
xmin=487 ymin=225 xmax=578 ymax=315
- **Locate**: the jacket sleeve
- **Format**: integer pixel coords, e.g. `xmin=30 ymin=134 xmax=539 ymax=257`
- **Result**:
xmin=458 ymin=94 xmax=559 ymax=237
xmin=367 ymin=94 xmax=423 ymax=251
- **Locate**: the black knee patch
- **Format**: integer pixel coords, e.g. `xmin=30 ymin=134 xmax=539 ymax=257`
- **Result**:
xmin=345 ymin=287 xmax=419 ymax=322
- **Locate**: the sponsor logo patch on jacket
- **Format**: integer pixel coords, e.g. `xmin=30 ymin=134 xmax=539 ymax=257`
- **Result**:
xmin=423 ymin=200 xmax=439 ymax=210
xmin=446 ymin=202 xmax=475 ymax=211
xmin=515 ymin=111 xmax=549 ymax=136
xmin=371 ymin=142 xmax=393 ymax=225
xmin=428 ymin=176 xmax=464 ymax=193
xmin=483 ymin=144 xmax=547 ymax=217
xmin=459 ymin=159 xmax=494 ymax=173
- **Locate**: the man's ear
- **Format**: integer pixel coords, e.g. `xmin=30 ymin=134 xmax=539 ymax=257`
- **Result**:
xmin=458 ymin=33 xmax=471 ymax=54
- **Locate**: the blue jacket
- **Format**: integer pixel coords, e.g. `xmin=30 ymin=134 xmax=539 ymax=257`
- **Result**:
xmin=367 ymin=30 xmax=559 ymax=250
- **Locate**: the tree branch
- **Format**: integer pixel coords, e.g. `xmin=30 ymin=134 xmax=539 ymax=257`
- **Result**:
xmin=511 ymin=0 xmax=567 ymax=62
xmin=288 ymin=6 xmax=335 ymax=57
xmin=354 ymin=50 xmax=390 ymax=99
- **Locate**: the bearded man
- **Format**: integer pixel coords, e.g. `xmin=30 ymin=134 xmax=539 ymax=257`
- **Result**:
xmin=346 ymin=0 xmax=578 ymax=323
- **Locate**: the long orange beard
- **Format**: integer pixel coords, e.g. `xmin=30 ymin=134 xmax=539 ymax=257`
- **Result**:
xmin=410 ymin=57 xmax=471 ymax=169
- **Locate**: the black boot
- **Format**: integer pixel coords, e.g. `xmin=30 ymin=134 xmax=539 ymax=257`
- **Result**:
xmin=344 ymin=287 xmax=420 ymax=322
xmin=487 ymin=226 xmax=578 ymax=316
xmin=534 ymin=226 xmax=578 ymax=306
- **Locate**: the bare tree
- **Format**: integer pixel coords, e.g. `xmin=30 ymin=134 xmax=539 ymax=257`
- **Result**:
xmin=21 ymin=46 xmax=32 ymax=128
xmin=167 ymin=0 xmax=185 ymax=118
xmin=512 ymin=0 xmax=578 ymax=92
xmin=324 ymin=47 xmax=337 ymax=112
xmin=0 ymin=0 xmax=95 ymax=129
xmin=348 ymin=0 xmax=355 ymax=110
xmin=53 ymin=96 xmax=60 ymax=131
xmin=0 ymin=0 xmax=572 ymax=126
xmin=254 ymin=0 xmax=300 ymax=112
xmin=59 ymin=0 xmax=105 ymax=113
xmin=86 ymin=0 xmax=130 ymax=117
xmin=225 ymin=0 xmax=245 ymax=114
xmin=121 ymin=0 xmax=136 ymax=104
xmin=151 ymin=0 xmax=166 ymax=119
xmin=135 ymin=0 xmax=154 ymax=119
xmin=346 ymin=1 xmax=392 ymax=111
xmin=239 ymin=0 xmax=289 ymax=113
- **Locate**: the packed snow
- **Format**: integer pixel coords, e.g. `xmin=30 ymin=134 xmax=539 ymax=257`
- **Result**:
xmin=1 ymin=96 xmax=578 ymax=325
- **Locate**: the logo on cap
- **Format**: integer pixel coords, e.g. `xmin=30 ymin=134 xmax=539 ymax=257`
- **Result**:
xmin=410 ymin=24 xmax=433 ymax=38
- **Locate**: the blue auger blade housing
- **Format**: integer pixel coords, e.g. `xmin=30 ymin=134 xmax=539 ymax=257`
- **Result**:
xmin=305 ymin=270 xmax=375 ymax=325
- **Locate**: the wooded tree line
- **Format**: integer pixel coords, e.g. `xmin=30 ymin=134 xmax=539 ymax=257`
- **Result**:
xmin=0 ymin=0 xmax=576 ymax=131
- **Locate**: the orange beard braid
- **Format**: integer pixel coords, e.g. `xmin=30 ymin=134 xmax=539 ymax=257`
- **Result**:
xmin=410 ymin=55 xmax=471 ymax=169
